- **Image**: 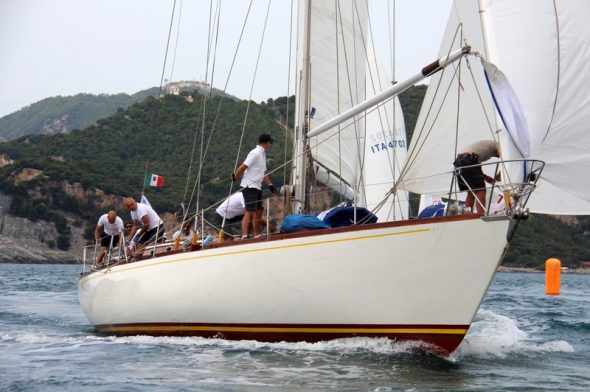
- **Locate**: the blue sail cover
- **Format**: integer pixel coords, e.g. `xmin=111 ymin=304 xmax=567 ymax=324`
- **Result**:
xmin=320 ymin=207 xmax=377 ymax=228
xmin=418 ymin=204 xmax=445 ymax=219
xmin=280 ymin=214 xmax=331 ymax=233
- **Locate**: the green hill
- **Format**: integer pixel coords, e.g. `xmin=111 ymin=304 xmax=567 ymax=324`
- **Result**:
xmin=0 ymin=93 xmax=289 ymax=207
xmin=0 ymin=90 xmax=158 ymax=141
xmin=0 ymin=81 xmax=232 ymax=141
xmin=0 ymin=86 xmax=587 ymax=266
xmin=0 ymin=91 xmax=291 ymax=248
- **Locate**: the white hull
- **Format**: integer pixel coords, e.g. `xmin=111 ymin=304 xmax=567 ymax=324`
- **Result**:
xmin=79 ymin=215 xmax=509 ymax=354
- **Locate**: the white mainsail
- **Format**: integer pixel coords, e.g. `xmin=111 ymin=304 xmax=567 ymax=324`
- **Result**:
xmin=400 ymin=0 xmax=590 ymax=215
xmin=294 ymin=1 xmax=409 ymax=220
xmin=294 ymin=1 xmax=369 ymax=207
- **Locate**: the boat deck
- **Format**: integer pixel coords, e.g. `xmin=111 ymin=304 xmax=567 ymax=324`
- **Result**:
xmin=82 ymin=213 xmax=485 ymax=276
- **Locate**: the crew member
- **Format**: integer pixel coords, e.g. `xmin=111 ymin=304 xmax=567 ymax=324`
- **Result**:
xmin=94 ymin=210 xmax=124 ymax=265
xmin=231 ymin=133 xmax=278 ymax=238
xmin=125 ymin=197 xmax=164 ymax=256
xmin=454 ymin=140 xmax=500 ymax=215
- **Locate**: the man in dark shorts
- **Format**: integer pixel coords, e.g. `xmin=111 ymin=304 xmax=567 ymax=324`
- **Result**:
xmin=94 ymin=210 xmax=124 ymax=265
xmin=454 ymin=140 xmax=500 ymax=215
xmin=231 ymin=133 xmax=278 ymax=238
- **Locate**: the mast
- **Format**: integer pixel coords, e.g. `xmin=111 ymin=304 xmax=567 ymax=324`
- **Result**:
xmin=291 ymin=0 xmax=313 ymax=214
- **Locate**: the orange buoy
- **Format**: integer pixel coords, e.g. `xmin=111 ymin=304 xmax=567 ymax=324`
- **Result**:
xmin=545 ymin=258 xmax=561 ymax=295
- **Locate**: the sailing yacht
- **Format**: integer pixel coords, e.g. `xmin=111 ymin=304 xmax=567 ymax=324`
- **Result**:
xmin=79 ymin=0 xmax=590 ymax=355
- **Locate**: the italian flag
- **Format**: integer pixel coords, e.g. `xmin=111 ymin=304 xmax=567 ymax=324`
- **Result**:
xmin=145 ymin=172 xmax=165 ymax=188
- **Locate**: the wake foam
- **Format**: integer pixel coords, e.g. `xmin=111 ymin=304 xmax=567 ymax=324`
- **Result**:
xmin=0 ymin=330 xmax=431 ymax=356
xmin=450 ymin=309 xmax=574 ymax=361
xmin=102 ymin=335 xmax=429 ymax=355
xmin=2 ymin=309 xmax=573 ymax=361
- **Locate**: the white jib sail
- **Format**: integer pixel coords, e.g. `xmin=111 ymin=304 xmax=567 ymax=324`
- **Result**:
xmin=480 ymin=0 xmax=590 ymax=214
xmin=398 ymin=0 xmax=500 ymax=197
xmin=400 ymin=0 xmax=590 ymax=215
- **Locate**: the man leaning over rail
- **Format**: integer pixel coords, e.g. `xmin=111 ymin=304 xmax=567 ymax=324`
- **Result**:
xmin=454 ymin=140 xmax=501 ymax=215
xmin=125 ymin=197 xmax=164 ymax=258
xmin=94 ymin=210 xmax=124 ymax=266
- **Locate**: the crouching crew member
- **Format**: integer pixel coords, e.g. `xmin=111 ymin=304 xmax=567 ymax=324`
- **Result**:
xmin=94 ymin=210 xmax=124 ymax=265
xmin=125 ymin=197 xmax=164 ymax=257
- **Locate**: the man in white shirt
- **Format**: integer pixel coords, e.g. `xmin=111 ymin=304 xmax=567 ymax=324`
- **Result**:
xmin=124 ymin=197 xmax=164 ymax=256
xmin=231 ymin=133 xmax=278 ymax=238
xmin=172 ymin=220 xmax=196 ymax=249
xmin=94 ymin=210 xmax=124 ymax=265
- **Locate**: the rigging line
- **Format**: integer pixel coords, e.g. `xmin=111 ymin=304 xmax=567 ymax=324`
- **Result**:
xmin=222 ymin=0 xmax=273 ymax=230
xmin=185 ymin=13 xmax=218 ymax=234
xmin=208 ymin=0 xmax=223 ymax=99
xmin=467 ymin=55 xmax=519 ymax=203
xmin=200 ymin=102 xmax=383 ymax=217
xmin=391 ymin=0 xmax=396 ymax=80
xmin=395 ymin=24 xmax=464 ymax=185
xmin=403 ymin=23 xmax=462 ymax=160
xmin=331 ymin=0 xmax=344 ymax=205
xmin=194 ymin=86 xmax=389 ymax=220
xmin=192 ymin=0 xmax=253 ymax=185
xmin=353 ymin=0 xmax=368 ymax=210
xmin=448 ymin=27 xmax=464 ymax=205
xmin=335 ymin=1 xmax=366 ymax=208
xmin=453 ymin=28 xmax=463 ymax=160
xmin=354 ymin=0 xmax=406 ymax=220
xmin=335 ymin=0 xmax=343 ymax=204
xmin=182 ymin=0 xmax=213 ymax=208
xmin=388 ymin=0 xmax=400 ymax=219
xmin=232 ymin=0 xmax=273 ymax=174
xmin=185 ymin=0 xmax=254 ymax=217
xmin=363 ymin=0 xmax=406 ymax=221
xmin=195 ymin=0 xmax=223 ymax=217
xmin=358 ymin=1 xmax=400 ymax=217
xmin=396 ymin=57 xmax=462 ymax=186
xmin=465 ymin=59 xmax=495 ymax=139
xmin=542 ymin=0 xmax=561 ymax=143
xmin=474 ymin=0 xmax=500 ymax=138
xmin=390 ymin=0 xmax=403 ymax=221
xmin=464 ymin=57 xmax=518 ymax=186
xmin=168 ymin=0 xmax=184 ymax=82
xmin=283 ymin=0 xmax=294 ymax=186
xmin=158 ymin=0 xmax=178 ymax=99
xmin=361 ymin=1 xmax=400 ymax=183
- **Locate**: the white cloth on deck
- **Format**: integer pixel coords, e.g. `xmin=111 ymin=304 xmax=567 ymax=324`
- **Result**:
xmin=216 ymin=192 xmax=246 ymax=219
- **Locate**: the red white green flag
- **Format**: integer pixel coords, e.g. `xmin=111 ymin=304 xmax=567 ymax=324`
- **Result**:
xmin=145 ymin=172 xmax=165 ymax=188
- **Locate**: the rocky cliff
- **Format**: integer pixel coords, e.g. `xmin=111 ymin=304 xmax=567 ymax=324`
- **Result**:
xmin=0 ymin=190 xmax=93 ymax=263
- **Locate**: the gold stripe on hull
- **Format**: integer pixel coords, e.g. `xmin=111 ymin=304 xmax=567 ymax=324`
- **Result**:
xmin=98 ymin=325 xmax=468 ymax=335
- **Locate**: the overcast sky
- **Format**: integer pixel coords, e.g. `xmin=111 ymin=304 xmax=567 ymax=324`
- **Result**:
xmin=0 ymin=0 xmax=452 ymax=118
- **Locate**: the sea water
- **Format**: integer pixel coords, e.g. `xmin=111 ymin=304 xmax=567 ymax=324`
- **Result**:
xmin=0 ymin=264 xmax=588 ymax=391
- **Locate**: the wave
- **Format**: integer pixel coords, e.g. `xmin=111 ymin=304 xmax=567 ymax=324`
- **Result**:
xmin=1 ymin=308 xmax=575 ymax=361
xmin=450 ymin=309 xmax=574 ymax=361
xmin=95 ymin=335 xmax=432 ymax=355
xmin=0 ymin=330 xmax=429 ymax=356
